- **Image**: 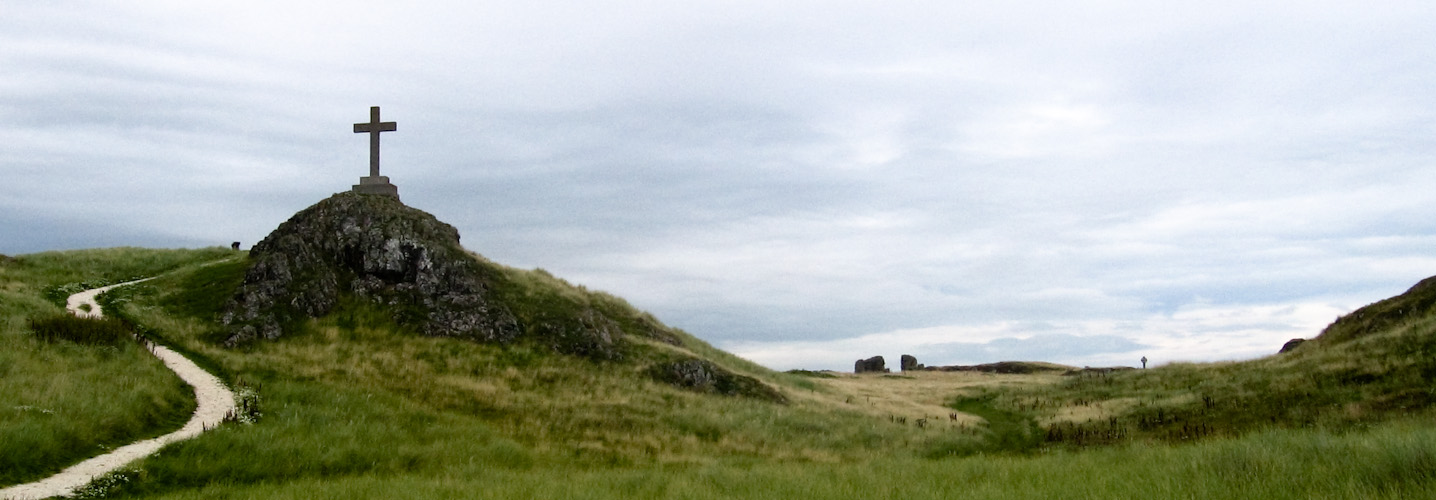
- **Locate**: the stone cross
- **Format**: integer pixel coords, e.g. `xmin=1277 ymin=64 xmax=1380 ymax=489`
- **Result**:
xmin=351 ymin=106 xmax=400 ymax=199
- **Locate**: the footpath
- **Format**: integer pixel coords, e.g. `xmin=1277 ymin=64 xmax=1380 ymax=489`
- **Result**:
xmin=0 ymin=279 xmax=236 ymax=500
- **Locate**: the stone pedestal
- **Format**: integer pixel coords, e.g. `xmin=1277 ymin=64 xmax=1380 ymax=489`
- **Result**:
xmin=353 ymin=176 xmax=400 ymax=199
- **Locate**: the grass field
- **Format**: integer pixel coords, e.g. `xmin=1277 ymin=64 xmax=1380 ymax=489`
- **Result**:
xmin=5 ymin=248 xmax=1436 ymax=498
xmin=0 ymin=248 xmax=234 ymax=485
xmin=108 ymin=422 xmax=1436 ymax=500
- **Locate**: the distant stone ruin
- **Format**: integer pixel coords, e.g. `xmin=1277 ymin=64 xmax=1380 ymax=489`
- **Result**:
xmin=854 ymin=356 xmax=887 ymax=373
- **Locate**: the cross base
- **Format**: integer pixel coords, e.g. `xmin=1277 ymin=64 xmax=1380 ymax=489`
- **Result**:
xmin=352 ymin=176 xmax=400 ymax=199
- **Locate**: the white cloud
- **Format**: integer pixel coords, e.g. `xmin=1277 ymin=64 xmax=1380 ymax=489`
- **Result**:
xmin=729 ymin=298 xmax=1353 ymax=371
xmin=4 ymin=1 xmax=1436 ymax=372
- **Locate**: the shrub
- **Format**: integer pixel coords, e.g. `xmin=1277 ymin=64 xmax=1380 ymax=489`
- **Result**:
xmin=27 ymin=314 xmax=136 ymax=345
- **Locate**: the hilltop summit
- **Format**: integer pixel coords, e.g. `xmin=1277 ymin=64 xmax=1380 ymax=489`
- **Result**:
xmin=221 ymin=192 xmax=524 ymax=349
xmin=219 ymin=191 xmax=786 ymax=401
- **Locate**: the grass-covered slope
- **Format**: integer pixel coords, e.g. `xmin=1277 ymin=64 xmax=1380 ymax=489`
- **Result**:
xmin=86 ymin=251 xmax=988 ymax=497
xmin=9 ymin=245 xmax=1436 ymax=498
xmin=955 ymin=275 xmax=1436 ymax=451
xmin=1317 ymin=275 xmax=1436 ymax=345
xmin=0 ymin=247 xmax=234 ymax=486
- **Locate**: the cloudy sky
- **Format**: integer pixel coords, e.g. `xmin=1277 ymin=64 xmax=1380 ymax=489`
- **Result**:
xmin=5 ymin=1 xmax=1436 ymax=371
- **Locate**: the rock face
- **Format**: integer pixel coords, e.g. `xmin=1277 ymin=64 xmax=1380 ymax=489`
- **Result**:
xmin=221 ymin=192 xmax=519 ymax=347
xmin=1279 ymin=338 xmax=1307 ymax=354
xmin=649 ymin=357 xmax=786 ymax=403
xmin=854 ymin=356 xmax=887 ymax=373
xmin=900 ymin=354 xmax=920 ymax=372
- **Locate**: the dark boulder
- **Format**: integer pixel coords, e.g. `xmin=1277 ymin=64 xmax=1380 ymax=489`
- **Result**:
xmin=855 ymin=355 xmax=887 ymax=373
xmin=900 ymin=354 xmax=920 ymax=371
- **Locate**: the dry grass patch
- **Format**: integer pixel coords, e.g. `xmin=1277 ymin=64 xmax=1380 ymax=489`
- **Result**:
xmin=1041 ymin=397 xmax=1141 ymax=426
xmin=820 ymin=371 xmax=1062 ymax=427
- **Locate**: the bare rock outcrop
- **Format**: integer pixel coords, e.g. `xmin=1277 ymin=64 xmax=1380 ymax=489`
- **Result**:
xmin=900 ymin=354 xmax=921 ymax=371
xmin=1279 ymin=338 xmax=1307 ymax=354
xmin=854 ymin=356 xmax=887 ymax=373
xmin=221 ymin=192 xmax=523 ymax=348
xmin=649 ymin=356 xmax=786 ymax=403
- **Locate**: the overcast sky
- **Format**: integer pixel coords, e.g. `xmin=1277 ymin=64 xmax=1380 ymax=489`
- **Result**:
xmin=5 ymin=1 xmax=1436 ymax=371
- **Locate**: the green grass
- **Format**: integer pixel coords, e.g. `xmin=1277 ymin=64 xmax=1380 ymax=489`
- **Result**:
xmin=0 ymin=247 xmax=236 ymax=486
xmin=945 ymin=396 xmax=1043 ymax=455
xmin=10 ymin=247 xmax=1436 ymax=498
xmin=106 ymin=420 xmax=1436 ymax=499
xmin=27 ymin=314 xmax=137 ymax=345
xmin=964 ymin=311 xmax=1436 ymax=450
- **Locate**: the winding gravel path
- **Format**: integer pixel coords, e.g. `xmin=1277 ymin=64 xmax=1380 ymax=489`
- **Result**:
xmin=0 ymin=279 xmax=236 ymax=500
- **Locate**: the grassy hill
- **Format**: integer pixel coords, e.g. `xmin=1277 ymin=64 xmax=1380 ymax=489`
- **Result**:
xmin=3 ymin=247 xmax=1436 ymax=498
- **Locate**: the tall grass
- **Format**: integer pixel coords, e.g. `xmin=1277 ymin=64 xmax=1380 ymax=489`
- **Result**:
xmin=0 ymin=247 xmax=233 ymax=486
xmin=112 ymin=420 xmax=1436 ymax=499
xmin=953 ymin=314 xmax=1436 ymax=449
xmin=27 ymin=314 xmax=137 ymax=345
xmin=20 ymin=248 xmax=1436 ymax=498
xmin=87 ymin=260 xmax=993 ymax=497
xmin=0 ymin=330 xmax=194 ymax=486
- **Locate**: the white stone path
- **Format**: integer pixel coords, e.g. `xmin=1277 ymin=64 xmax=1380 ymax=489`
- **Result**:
xmin=0 ymin=279 xmax=236 ymax=500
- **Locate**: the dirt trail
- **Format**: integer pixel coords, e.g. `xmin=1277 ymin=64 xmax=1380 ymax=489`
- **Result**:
xmin=0 ymin=279 xmax=236 ymax=500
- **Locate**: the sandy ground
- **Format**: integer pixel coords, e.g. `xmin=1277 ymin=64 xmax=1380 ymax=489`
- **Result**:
xmin=0 ymin=280 xmax=236 ymax=500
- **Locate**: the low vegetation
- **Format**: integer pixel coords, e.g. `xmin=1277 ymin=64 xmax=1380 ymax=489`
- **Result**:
xmin=5 ymin=247 xmax=1436 ymax=498
xmin=27 ymin=314 xmax=137 ymax=346
xmin=0 ymin=247 xmax=233 ymax=486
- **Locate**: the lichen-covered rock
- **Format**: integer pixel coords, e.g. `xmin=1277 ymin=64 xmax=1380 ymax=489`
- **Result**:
xmin=649 ymin=357 xmax=786 ymax=403
xmin=221 ymin=192 xmax=519 ymax=347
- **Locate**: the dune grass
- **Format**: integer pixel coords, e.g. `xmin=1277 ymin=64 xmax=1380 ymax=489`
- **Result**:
xmin=0 ymin=247 xmax=235 ymax=486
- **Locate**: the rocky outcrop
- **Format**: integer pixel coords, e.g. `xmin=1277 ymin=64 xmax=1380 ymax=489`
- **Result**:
xmin=854 ymin=356 xmax=887 ymax=373
xmin=649 ymin=357 xmax=786 ymax=403
xmin=1279 ymin=338 xmax=1307 ymax=354
xmin=900 ymin=354 xmax=921 ymax=371
xmin=221 ymin=192 xmax=520 ymax=347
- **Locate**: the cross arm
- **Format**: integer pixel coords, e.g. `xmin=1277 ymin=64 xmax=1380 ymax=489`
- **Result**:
xmin=354 ymin=122 xmax=397 ymax=133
